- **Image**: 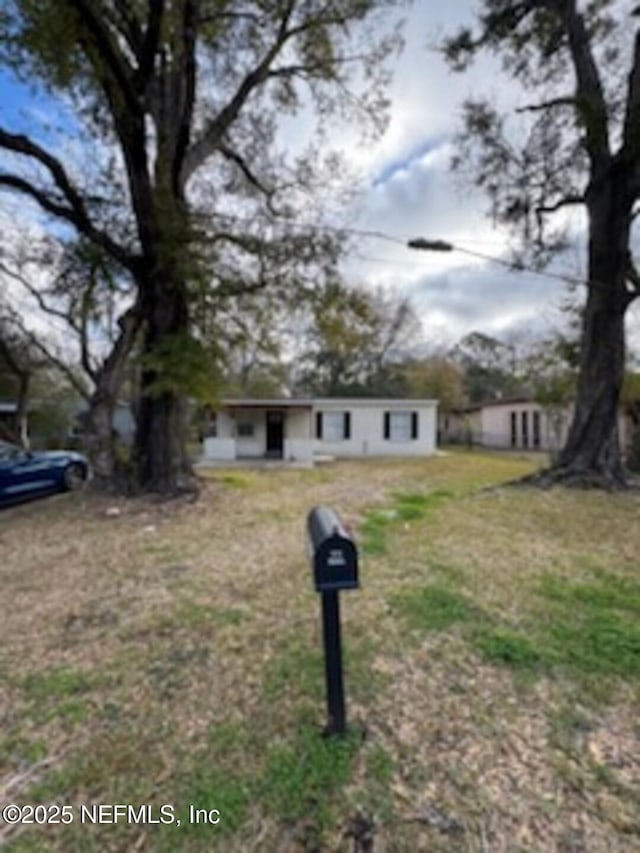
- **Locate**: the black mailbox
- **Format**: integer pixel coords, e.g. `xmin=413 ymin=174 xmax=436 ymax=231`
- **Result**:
xmin=307 ymin=506 xmax=359 ymax=592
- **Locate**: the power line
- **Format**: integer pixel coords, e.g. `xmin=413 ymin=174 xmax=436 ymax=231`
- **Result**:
xmin=207 ymin=210 xmax=591 ymax=288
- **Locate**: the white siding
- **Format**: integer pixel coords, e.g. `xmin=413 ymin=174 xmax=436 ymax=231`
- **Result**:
xmin=480 ymin=402 xmax=569 ymax=451
xmin=314 ymin=400 xmax=437 ymax=457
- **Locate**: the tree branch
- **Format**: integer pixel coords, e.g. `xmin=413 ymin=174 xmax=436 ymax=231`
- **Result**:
xmin=535 ymin=194 xmax=585 ymax=216
xmin=0 ymin=173 xmax=136 ymax=271
xmin=622 ymin=29 xmax=640 ymax=163
xmin=137 ymin=0 xmax=165 ymax=89
xmin=548 ymin=0 xmax=610 ymax=168
xmin=0 ymin=128 xmax=138 ymax=270
xmin=68 ymin=0 xmax=140 ymax=116
xmin=0 ymin=259 xmax=83 ymax=337
xmin=218 ymin=144 xmax=277 ymax=206
xmin=105 ymin=1 xmax=144 ymax=64
xmin=182 ymin=0 xmax=297 ymax=181
xmin=2 ymin=307 xmax=89 ymax=400
xmin=515 ymin=95 xmax=576 ymax=113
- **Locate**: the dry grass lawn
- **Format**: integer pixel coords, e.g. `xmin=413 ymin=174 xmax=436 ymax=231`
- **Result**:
xmin=1 ymin=451 xmax=639 ymax=851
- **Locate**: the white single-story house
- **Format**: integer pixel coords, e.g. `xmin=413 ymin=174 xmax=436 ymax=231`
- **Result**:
xmin=440 ymin=396 xmax=630 ymax=452
xmin=202 ymin=398 xmax=438 ymax=464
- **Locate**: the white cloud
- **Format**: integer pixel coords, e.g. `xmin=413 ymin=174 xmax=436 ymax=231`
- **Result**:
xmin=325 ymin=1 xmax=584 ymax=346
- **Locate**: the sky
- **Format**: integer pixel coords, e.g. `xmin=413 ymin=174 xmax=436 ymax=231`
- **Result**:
xmin=318 ymin=0 xmax=640 ymax=352
xmin=2 ymin=2 xmax=640 ymax=354
xmin=332 ymin=1 xmax=587 ymax=350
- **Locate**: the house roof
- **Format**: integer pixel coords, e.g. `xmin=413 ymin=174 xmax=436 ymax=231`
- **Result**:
xmin=220 ymin=397 xmax=438 ymax=409
xmin=0 ymin=402 xmax=17 ymax=414
xmin=448 ymin=396 xmax=536 ymax=415
xmin=478 ymin=396 xmax=537 ymax=409
xmin=221 ymin=398 xmax=314 ymax=409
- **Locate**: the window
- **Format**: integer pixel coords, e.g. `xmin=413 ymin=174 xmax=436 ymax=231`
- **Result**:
xmin=237 ymin=422 xmax=254 ymax=437
xmin=319 ymin=411 xmax=350 ymax=442
xmin=510 ymin=412 xmax=517 ymax=447
xmin=533 ymin=411 xmax=541 ymax=448
xmin=521 ymin=411 xmax=529 ymax=448
xmin=204 ymin=412 xmax=217 ymax=438
xmin=384 ymin=411 xmax=418 ymax=441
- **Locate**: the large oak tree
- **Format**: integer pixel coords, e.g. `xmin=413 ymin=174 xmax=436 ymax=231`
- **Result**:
xmin=445 ymin=0 xmax=640 ymax=488
xmin=0 ymin=0 xmax=403 ymax=494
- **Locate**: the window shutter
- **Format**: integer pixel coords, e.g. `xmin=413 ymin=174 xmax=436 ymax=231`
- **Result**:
xmin=344 ymin=412 xmax=351 ymax=439
xmin=411 ymin=412 xmax=419 ymax=440
xmin=383 ymin=412 xmax=390 ymax=439
xmin=316 ymin=412 xmax=323 ymax=439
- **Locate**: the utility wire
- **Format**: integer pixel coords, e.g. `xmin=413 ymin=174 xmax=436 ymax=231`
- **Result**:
xmin=207 ymin=210 xmax=592 ymax=289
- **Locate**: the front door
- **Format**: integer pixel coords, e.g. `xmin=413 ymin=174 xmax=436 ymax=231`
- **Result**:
xmin=265 ymin=411 xmax=284 ymax=458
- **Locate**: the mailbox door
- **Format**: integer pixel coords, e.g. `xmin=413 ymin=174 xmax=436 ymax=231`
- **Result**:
xmin=314 ymin=535 xmax=358 ymax=591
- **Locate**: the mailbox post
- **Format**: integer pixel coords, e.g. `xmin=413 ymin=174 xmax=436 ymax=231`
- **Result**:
xmin=307 ymin=506 xmax=359 ymax=736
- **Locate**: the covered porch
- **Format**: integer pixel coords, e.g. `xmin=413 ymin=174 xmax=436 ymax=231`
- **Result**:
xmin=203 ymin=399 xmax=315 ymax=464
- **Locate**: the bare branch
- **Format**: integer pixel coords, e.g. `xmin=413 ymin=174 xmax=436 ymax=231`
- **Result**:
xmin=0 ymin=259 xmax=82 ymax=337
xmin=515 ymin=95 xmax=576 ymax=113
xmin=0 ymin=129 xmax=138 ymax=270
xmin=535 ymin=195 xmax=585 ymax=216
xmin=218 ymin=144 xmax=276 ymax=204
xmin=548 ymin=0 xmax=610 ymax=168
xmin=1 ymin=306 xmax=89 ymax=400
xmin=182 ymin=1 xmax=297 ymax=181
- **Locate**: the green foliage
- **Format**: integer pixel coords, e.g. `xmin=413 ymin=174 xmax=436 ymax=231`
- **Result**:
xmin=0 ymin=0 xmax=406 ymax=493
xmin=140 ymin=332 xmax=223 ymax=405
xmin=295 ymin=280 xmax=421 ymax=396
xmin=451 ymin=331 xmax=520 ymax=404
xmin=0 ymin=2 xmax=84 ymax=92
xmin=400 ymin=356 xmax=465 ymax=411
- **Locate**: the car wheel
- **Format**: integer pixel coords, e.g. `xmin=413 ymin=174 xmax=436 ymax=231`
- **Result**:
xmin=63 ymin=462 xmax=86 ymax=491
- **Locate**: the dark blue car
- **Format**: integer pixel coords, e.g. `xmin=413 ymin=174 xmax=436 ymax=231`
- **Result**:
xmin=0 ymin=441 xmax=89 ymax=506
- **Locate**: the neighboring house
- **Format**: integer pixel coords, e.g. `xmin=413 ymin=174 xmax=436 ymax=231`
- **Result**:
xmin=203 ymin=398 xmax=438 ymax=464
xmin=0 ymin=402 xmax=18 ymax=442
xmin=72 ymin=401 xmax=136 ymax=446
xmin=440 ymin=396 xmax=630 ymax=453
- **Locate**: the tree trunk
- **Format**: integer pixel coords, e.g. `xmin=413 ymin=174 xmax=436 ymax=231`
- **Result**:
xmin=552 ymin=297 xmax=626 ymax=487
xmin=535 ymin=180 xmax=630 ymax=489
xmin=132 ymin=273 xmax=196 ymax=496
xmin=72 ymin=302 xmax=142 ymax=490
xmin=83 ymin=393 xmax=116 ymax=487
xmin=15 ymin=371 xmax=30 ymax=450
